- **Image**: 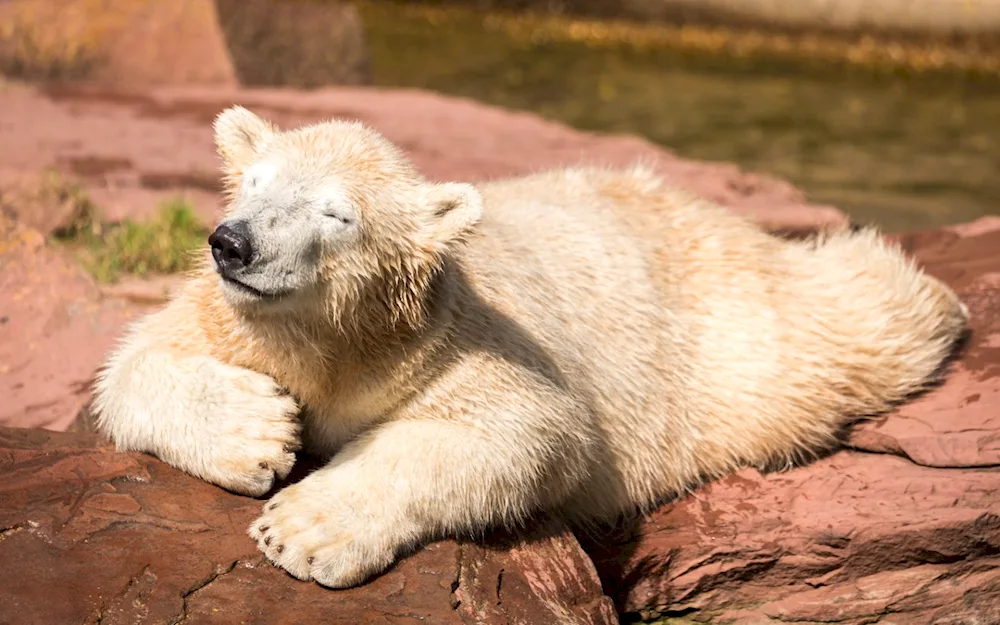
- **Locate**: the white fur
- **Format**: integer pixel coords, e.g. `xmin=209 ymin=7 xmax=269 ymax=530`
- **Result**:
xmin=93 ymin=307 xmax=301 ymax=496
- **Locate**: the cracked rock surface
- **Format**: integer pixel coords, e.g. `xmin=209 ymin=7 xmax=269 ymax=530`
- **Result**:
xmin=0 ymin=427 xmax=617 ymax=625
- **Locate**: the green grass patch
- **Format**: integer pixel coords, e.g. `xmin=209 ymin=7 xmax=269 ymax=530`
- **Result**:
xmin=81 ymin=198 xmax=208 ymax=283
xmin=47 ymin=178 xmax=208 ymax=284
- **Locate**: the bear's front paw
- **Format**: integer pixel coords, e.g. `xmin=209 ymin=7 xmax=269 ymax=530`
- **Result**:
xmin=249 ymin=475 xmax=414 ymax=588
xmin=195 ymin=364 xmax=302 ymax=497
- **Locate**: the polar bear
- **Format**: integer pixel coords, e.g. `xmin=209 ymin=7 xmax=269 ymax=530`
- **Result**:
xmin=93 ymin=106 xmax=968 ymax=589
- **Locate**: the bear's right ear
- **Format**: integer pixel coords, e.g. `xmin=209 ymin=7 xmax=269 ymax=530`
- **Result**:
xmin=213 ymin=106 xmax=275 ymax=180
xmin=421 ymin=182 xmax=484 ymax=255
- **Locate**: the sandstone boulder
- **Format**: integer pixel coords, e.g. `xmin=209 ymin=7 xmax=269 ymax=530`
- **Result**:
xmin=215 ymin=0 xmax=371 ymax=88
xmin=0 ymin=83 xmax=849 ymax=228
xmin=0 ymin=426 xmax=617 ymax=625
xmin=0 ymin=0 xmax=237 ymax=85
xmin=0 ymin=212 xmax=152 ymax=431
xmin=0 ymin=0 xmax=371 ymax=89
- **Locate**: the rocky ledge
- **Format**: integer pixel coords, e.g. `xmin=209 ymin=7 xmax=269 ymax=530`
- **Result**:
xmin=1 ymin=85 xmax=998 ymax=624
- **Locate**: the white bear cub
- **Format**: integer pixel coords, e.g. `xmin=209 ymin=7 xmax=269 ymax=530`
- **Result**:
xmin=94 ymin=106 xmax=968 ymax=588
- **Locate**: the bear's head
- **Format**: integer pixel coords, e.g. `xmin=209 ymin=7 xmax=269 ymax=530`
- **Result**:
xmin=209 ymin=106 xmax=483 ymax=332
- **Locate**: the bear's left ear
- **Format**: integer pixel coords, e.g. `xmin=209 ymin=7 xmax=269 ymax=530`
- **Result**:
xmin=213 ymin=106 xmax=275 ymax=179
xmin=422 ymin=182 xmax=483 ymax=252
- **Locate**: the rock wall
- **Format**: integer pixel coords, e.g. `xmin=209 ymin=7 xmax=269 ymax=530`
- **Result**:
xmin=0 ymin=0 xmax=370 ymax=87
xmin=215 ymin=0 xmax=370 ymax=88
xmin=0 ymin=0 xmax=238 ymax=84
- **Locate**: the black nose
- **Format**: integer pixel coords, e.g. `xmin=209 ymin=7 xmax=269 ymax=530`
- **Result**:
xmin=209 ymin=221 xmax=254 ymax=275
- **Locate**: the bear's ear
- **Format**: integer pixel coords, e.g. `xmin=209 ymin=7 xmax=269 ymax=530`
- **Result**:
xmin=422 ymin=182 xmax=483 ymax=252
xmin=213 ymin=106 xmax=275 ymax=177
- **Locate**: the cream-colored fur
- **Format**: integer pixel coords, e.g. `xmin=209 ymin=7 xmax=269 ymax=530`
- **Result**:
xmin=93 ymin=107 xmax=968 ymax=589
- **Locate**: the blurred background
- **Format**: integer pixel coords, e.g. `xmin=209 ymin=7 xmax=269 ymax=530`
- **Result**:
xmin=1 ymin=0 xmax=998 ymax=231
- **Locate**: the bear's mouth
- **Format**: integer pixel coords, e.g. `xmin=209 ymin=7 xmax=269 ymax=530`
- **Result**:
xmin=220 ymin=274 xmax=292 ymax=301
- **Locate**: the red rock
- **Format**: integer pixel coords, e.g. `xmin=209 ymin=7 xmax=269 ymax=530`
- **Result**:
xmin=847 ymin=222 xmax=1000 ymax=469
xmin=215 ymin=0 xmax=371 ymax=88
xmin=0 ymin=0 xmax=237 ymax=86
xmin=581 ymin=221 xmax=1000 ymax=624
xmin=98 ymin=275 xmax=186 ymax=307
xmin=0 ymin=84 xmax=848 ymax=228
xmin=0 ymin=427 xmax=616 ymax=625
xmin=0 ymin=215 xmax=154 ymax=431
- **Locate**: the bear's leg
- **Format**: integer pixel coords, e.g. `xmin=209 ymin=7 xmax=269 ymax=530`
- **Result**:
xmin=92 ymin=299 xmax=302 ymax=496
xmin=249 ymin=401 xmax=592 ymax=588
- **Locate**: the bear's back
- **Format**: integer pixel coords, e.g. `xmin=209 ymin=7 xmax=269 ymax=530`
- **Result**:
xmin=447 ymin=167 xmax=793 ymax=510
